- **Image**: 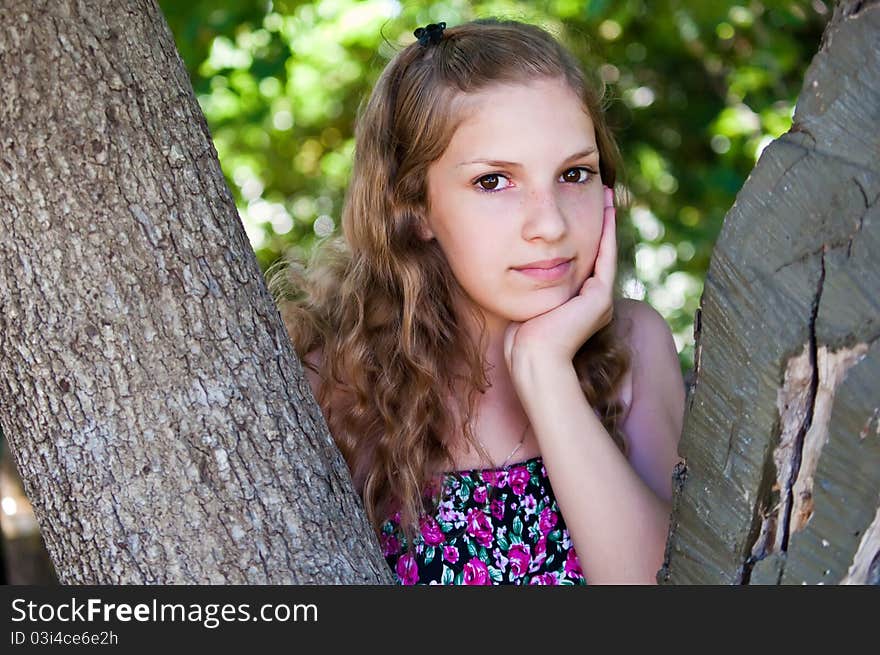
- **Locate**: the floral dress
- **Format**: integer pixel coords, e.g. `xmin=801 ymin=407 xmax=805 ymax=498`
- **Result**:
xmin=380 ymin=455 xmax=587 ymax=585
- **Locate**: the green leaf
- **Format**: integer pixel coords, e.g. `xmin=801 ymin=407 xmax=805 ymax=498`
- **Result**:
xmin=497 ymin=535 xmax=510 ymax=551
xmin=548 ymin=529 xmax=561 ymax=542
xmin=441 ymin=565 xmax=454 ymax=585
xmin=512 ymin=516 xmax=523 ymax=536
xmin=585 ymin=0 xmax=612 ymax=19
xmin=424 ymin=546 xmax=435 ymax=564
xmin=454 ymin=571 xmax=463 ymax=585
xmin=467 ymin=541 xmax=477 ymax=557
xmin=489 ymin=567 xmax=503 ymax=582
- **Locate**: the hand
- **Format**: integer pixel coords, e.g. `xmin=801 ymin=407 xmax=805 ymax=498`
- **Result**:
xmin=503 ymin=185 xmax=617 ymax=380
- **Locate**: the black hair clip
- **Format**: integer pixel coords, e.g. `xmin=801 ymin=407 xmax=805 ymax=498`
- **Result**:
xmin=414 ymin=21 xmax=446 ymax=47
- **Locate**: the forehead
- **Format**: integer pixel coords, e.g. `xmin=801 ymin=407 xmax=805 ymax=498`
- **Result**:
xmin=443 ymin=78 xmax=596 ymax=155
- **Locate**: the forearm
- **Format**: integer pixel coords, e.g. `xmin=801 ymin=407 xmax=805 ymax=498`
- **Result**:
xmin=516 ymin=357 xmax=672 ymax=584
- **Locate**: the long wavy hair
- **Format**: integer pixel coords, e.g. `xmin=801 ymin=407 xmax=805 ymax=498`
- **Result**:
xmin=269 ymin=18 xmax=631 ymax=549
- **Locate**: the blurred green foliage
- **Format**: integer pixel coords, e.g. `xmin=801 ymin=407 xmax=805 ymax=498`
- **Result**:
xmin=159 ymin=0 xmax=829 ymax=373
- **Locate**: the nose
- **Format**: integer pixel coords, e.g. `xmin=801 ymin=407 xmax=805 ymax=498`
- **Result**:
xmin=521 ymin=185 xmax=568 ymax=242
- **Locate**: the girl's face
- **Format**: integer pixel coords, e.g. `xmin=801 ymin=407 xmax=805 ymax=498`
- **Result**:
xmin=424 ymin=77 xmax=606 ymax=333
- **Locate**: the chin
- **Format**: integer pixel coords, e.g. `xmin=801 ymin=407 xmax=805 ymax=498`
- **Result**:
xmin=504 ymin=291 xmax=573 ymax=322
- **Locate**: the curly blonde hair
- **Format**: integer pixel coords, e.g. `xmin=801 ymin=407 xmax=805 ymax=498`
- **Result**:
xmin=269 ymin=18 xmax=631 ymax=550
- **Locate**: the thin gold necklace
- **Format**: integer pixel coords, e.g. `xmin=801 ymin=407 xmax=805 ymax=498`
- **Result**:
xmin=478 ymin=420 xmax=530 ymax=469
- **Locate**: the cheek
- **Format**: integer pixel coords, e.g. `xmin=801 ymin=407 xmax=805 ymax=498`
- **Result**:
xmin=560 ymin=182 xmax=602 ymax=217
xmin=435 ymin=232 xmax=494 ymax=283
xmin=430 ymin=202 xmax=510 ymax=268
xmin=564 ymin=194 xmax=604 ymax=275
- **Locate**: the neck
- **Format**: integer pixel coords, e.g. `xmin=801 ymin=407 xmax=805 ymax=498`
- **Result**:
xmin=453 ymin=302 xmax=531 ymax=436
xmin=435 ymin=317 xmax=534 ymax=472
xmin=482 ymin=319 xmax=519 ymax=403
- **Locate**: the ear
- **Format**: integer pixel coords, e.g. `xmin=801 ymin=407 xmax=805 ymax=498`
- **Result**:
xmin=415 ymin=213 xmax=435 ymax=241
xmin=417 ymin=222 xmax=435 ymax=241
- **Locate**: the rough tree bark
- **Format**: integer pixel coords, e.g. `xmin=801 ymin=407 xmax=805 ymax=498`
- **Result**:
xmin=661 ymin=0 xmax=880 ymax=584
xmin=0 ymin=0 xmax=393 ymax=583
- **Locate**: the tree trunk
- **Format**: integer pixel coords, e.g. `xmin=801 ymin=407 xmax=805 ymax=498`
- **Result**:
xmin=661 ymin=0 xmax=880 ymax=584
xmin=0 ymin=0 xmax=392 ymax=584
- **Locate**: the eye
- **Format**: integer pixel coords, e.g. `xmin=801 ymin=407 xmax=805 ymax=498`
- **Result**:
xmin=474 ymin=173 xmax=512 ymax=192
xmin=559 ymin=167 xmax=593 ymax=184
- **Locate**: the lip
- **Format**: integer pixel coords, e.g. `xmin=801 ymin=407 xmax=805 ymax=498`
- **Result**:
xmin=512 ymin=257 xmax=573 ymax=270
xmin=512 ymin=257 xmax=573 ymax=281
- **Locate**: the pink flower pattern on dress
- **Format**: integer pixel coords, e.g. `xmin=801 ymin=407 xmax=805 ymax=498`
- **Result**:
xmin=380 ymin=456 xmax=586 ymax=585
xmin=443 ymin=546 xmax=459 ymax=564
xmin=465 ymin=507 xmax=494 ymax=548
xmin=531 ymin=536 xmax=548 ymax=572
xmin=395 ymin=552 xmax=419 ymax=585
xmin=564 ymin=548 xmax=583 ymax=578
xmin=507 ymin=543 xmax=531 ymax=580
xmin=539 ymin=507 xmax=558 ymax=535
xmin=482 ymin=469 xmax=508 ymax=489
xmin=380 ymin=533 xmax=399 ymax=557
xmin=419 ymin=515 xmax=445 ymax=546
xmin=528 ymin=572 xmax=559 ymax=585
xmin=463 ymin=558 xmax=490 ymax=585
xmin=508 ymin=466 xmax=531 ymax=495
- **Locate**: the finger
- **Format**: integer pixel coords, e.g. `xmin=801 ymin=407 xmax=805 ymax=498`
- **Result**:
xmin=592 ymin=187 xmax=617 ymax=284
xmin=604 ymin=185 xmax=614 ymax=210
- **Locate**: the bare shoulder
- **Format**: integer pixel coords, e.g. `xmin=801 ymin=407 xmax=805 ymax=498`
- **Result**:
xmin=613 ymin=298 xmax=686 ymax=502
xmin=614 ymin=298 xmax=673 ymax=347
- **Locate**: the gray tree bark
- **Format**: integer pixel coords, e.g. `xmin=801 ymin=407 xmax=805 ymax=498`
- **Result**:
xmin=661 ymin=0 xmax=880 ymax=584
xmin=0 ymin=0 xmax=392 ymax=584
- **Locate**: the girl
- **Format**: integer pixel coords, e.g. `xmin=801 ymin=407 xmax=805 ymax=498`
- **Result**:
xmin=271 ymin=18 xmax=685 ymax=584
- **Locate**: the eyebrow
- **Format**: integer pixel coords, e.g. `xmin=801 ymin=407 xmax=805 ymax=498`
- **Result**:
xmin=456 ymin=147 xmax=598 ymax=168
